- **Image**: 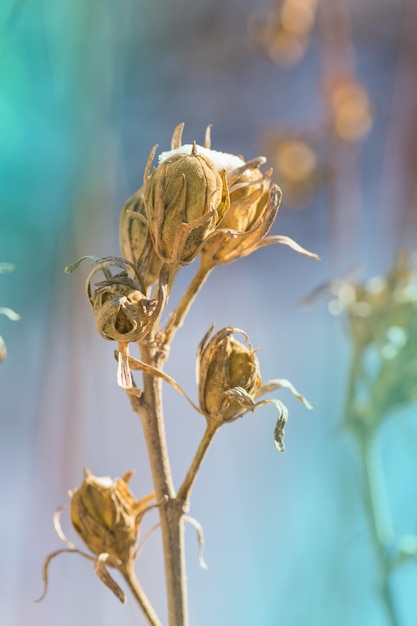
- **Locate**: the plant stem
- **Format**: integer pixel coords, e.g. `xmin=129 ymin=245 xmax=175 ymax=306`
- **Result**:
xmin=134 ymin=340 xmax=189 ymax=626
xmin=361 ymin=436 xmax=399 ymax=626
xmin=178 ymin=421 xmax=219 ymax=501
xmin=121 ymin=561 xmax=163 ymax=626
xmin=161 ymin=262 xmax=213 ymax=348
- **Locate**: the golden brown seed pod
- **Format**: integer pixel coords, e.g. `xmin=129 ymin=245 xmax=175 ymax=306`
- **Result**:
xmin=64 ymin=256 xmax=169 ymax=344
xmin=119 ymin=186 xmax=163 ymax=292
xmin=90 ymin=280 xmax=158 ymax=343
xmin=201 ymin=158 xmax=282 ymax=265
xmin=144 ymin=143 xmax=228 ymax=265
xmin=70 ymin=468 xmax=154 ymax=564
xmin=197 ymin=326 xmax=262 ymax=423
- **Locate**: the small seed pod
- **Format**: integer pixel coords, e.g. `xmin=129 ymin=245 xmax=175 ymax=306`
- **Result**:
xmin=119 ymin=186 xmax=163 ymax=292
xmin=70 ymin=468 xmax=153 ymax=564
xmin=197 ymin=326 xmax=262 ymax=423
xmin=144 ymin=143 xmax=228 ymax=265
xmin=90 ymin=273 xmax=158 ymax=342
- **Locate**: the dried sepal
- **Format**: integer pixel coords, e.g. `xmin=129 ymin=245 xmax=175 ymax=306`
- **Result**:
xmin=184 ymin=515 xmax=208 ymax=570
xmin=94 ymin=553 xmax=126 ymax=603
xmin=0 ymin=306 xmax=20 ymax=321
xmin=37 ymin=504 xmax=95 ymax=602
xmin=257 ymin=378 xmax=314 ymax=409
xmin=37 ymin=547 xmax=95 ymax=602
xmin=119 ymin=186 xmax=163 ymax=292
xmin=271 ymin=400 xmax=289 ymax=452
xmin=171 ymin=122 xmax=185 ymax=149
xmin=119 ymin=351 xmax=202 ymax=413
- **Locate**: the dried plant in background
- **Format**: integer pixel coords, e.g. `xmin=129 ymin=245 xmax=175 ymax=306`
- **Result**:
xmin=0 ymin=263 xmax=20 ymax=362
xmin=247 ymin=2 xmax=417 ymax=624
xmin=327 ymin=252 xmax=417 ymax=626
xmin=39 ymin=124 xmax=317 ymax=626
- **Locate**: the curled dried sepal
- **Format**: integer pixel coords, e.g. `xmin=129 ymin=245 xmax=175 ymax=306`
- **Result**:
xmin=256 ymin=378 xmax=314 ymax=410
xmin=272 ymin=401 xmax=289 ymax=452
xmin=66 ymin=256 xmax=169 ymax=343
xmin=184 ymin=515 xmax=208 ymax=570
xmin=95 ymin=553 xmax=126 ymax=603
xmin=144 ymin=141 xmax=229 ymax=265
xmin=202 ymin=185 xmax=318 ymax=265
xmin=119 ymin=186 xmax=163 ymax=292
xmin=119 ymin=351 xmax=202 ymax=413
xmin=37 ymin=505 xmax=96 ymax=602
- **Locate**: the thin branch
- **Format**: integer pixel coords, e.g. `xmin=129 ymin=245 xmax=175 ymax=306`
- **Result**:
xmin=120 ymin=561 xmax=163 ymax=626
xmin=178 ymin=422 xmax=219 ymax=501
xmin=160 ymin=263 xmax=213 ymax=349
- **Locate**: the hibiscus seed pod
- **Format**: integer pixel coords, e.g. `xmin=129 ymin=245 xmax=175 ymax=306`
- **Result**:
xmin=197 ymin=326 xmax=262 ymax=423
xmin=70 ymin=468 xmax=153 ymax=564
xmin=144 ymin=143 xmax=227 ymax=265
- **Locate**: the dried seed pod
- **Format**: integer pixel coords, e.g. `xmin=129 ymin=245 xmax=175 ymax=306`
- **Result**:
xmin=201 ymin=159 xmax=282 ymax=265
xmin=144 ymin=143 xmax=228 ymax=265
xmin=90 ymin=273 xmax=158 ymax=342
xmin=197 ymin=326 xmax=262 ymax=423
xmin=119 ymin=186 xmax=163 ymax=291
xmin=70 ymin=468 xmax=153 ymax=564
xmin=65 ymin=256 xmax=169 ymax=343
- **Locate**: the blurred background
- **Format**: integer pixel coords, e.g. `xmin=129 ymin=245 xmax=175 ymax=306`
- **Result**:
xmin=1 ymin=0 xmax=417 ymax=624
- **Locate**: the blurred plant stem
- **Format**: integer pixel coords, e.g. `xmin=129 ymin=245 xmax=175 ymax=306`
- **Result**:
xmin=360 ymin=435 xmax=399 ymax=626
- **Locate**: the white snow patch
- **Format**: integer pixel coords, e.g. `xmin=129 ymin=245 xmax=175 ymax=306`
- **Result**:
xmin=158 ymin=144 xmax=246 ymax=172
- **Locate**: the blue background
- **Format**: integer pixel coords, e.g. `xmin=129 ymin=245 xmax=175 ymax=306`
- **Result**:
xmin=1 ymin=0 xmax=417 ymax=624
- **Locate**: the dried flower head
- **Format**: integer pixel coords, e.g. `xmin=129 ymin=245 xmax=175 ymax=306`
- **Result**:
xmin=197 ymin=326 xmax=262 ymax=423
xmin=196 ymin=326 xmax=312 ymax=449
xmin=66 ymin=256 xmax=169 ymax=344
xmin=119 ymin=186 xmax=163 ymax=292
xmin=155 ymin=124 xmax=317 ymax=266
xmin=39 ymin=469 xmax=155 ymax=605
xmin=70 ymin=468 xmax=152 ymax=564
xmin=143 ymin=131 xmax=228 ymax=265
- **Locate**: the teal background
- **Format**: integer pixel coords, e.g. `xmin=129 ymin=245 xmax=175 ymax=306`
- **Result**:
xmin=1 ymin=0 xmax=417 ymax=625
